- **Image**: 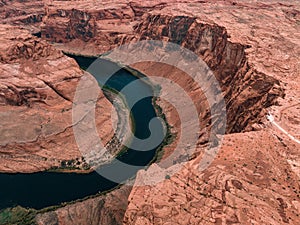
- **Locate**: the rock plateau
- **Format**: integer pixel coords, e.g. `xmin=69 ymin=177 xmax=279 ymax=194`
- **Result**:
xmin=0 ymin=0 xmax=299 ymax=225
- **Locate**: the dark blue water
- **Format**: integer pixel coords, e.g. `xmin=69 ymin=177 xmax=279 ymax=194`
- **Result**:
xmin=0 ymin=56 xmax=164 ymax=210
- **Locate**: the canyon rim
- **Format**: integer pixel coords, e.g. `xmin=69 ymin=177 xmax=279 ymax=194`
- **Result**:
xmin=0 ymin=0 xmax=299 ymax=225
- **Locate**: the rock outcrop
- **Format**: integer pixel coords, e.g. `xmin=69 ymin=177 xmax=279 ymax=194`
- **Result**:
xmin=0 ymin=0 xmax=299 ymax=225
xmin=0 ymin=24 xmax=114 ymax=172
xmin=0 ymin=0 xmax=45 ymax=33
xmin=124 ymin=130 xmax=300 ymax=225
xmin=122 ymin=1 xmax=300 ymax=224
xmin=40 ymin=0 xmax=285 ymax=134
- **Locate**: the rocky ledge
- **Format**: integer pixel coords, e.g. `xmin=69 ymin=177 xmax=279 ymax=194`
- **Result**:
xmin=39 ymin=0 xmax=299 ymax=224
xmin=0 ymin=24 xmax=115 ymax=173
xmin=41 ymin=0 xmax=286 ymax=134
xmin=0 ymin=0 xmax=299 ymax=224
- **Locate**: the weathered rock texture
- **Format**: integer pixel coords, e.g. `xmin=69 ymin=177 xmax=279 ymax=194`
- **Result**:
xmin=41 ymin=0 xmax=285 ymax=134
xmin=121 ymin=1 xmax=300 ymax=225
xmin=0 ymin=0 xmax=299 ymax=224
xmin=0 ymin=0 xmax=44 ymax=33
xmin=125 ymin=130 xmax=300 ymax=225
xmin=0 ymin=24 xmax=114 ymax=172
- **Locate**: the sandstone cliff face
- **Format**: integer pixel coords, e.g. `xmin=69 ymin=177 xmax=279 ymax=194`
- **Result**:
xmin=123 ymin=1 xmax=300 ymax=224
xmin=41 ymin=1 xmax=284 ymax=134
xmin=0 ymin=24 xmax=114 ymax=172
xmin=1 ymin=0 xmax=299 ymax=225
xmin=131 ymin=13 xmax=284 ymax=133
xmin=38 ymin=1 xmax=299 ymax=224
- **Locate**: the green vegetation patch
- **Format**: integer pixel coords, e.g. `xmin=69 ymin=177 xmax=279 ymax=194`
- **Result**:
xmin=0 ymin=206 xmax=37 ymax=225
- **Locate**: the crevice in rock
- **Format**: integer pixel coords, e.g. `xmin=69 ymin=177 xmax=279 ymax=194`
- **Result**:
xmin=38 ymin=78 xmax=72 ymax=103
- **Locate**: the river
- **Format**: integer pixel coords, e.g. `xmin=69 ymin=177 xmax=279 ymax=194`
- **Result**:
xmin=0 ymin=56 xmax=164 ymax=210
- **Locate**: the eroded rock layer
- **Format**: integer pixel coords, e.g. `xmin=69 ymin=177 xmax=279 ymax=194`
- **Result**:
xmin=41 ymin=0 xmax=284 ymax=133
xmin=0 ymin=0 xmax=45 ymax=33
xmin=125 ymin=131 xmax=300 ymax=225
xmin=0 ymin=0 xmax=299 ymax=225
xmin=0 ymin=24 xmax=114 ymax=172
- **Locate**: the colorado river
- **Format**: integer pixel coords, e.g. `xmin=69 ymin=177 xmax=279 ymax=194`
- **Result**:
xmin=0 ymin=56 xmax=164 ymax=210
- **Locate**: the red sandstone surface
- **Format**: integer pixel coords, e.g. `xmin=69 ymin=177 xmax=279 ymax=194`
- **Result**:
xmin=0 ymin=0 xmax=299 ymax=224
xmin=0 ymin=24 xmax=115 ymax=172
